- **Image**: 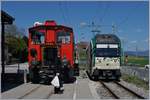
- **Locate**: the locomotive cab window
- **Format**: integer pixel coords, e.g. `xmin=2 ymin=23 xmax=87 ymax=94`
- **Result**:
xmin=57 ymin=31 xmax=70 ymax=44
xmin=96 ymin=44 xmax=120 ymax=57
xmin=31 ymin=31 xmax=45 ymax=44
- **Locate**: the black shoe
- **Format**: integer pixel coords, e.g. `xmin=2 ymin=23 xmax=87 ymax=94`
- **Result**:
xmin=58 ymin=90 xmax=63 ymax=94
xmin=60 ymin=87 xmax=64 ymax=91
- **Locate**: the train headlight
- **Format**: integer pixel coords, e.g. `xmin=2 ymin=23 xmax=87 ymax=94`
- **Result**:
xmin=98 ymin=59 xmax=101 ymax=63
xmin=96 ymin=58 xmax=101 ymax=63
xmin=114 ymin=59 xmax=117 ymax=63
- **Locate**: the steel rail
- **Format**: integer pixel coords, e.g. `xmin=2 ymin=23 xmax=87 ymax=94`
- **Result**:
xmin=99 ymin=81 xmax=120 ymax=99
xmin=114 ymin=82 xmax=146 ymax=99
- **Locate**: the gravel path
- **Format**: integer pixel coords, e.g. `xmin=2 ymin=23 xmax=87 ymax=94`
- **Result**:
xmin=92 ymin=80 xmax=149 ymax=99
xmin=84 ymin=69 xmax=149 ymax=99
xmin=119 ymin=79 xmax=149 ymax=98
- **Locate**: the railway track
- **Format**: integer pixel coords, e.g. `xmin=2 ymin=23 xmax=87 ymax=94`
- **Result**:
xmin=99 ymin=81 xmax=146 ymax=99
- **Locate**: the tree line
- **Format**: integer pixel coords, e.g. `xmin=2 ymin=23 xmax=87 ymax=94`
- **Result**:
xmin=5 ymin=24 xmax=28 ymax=64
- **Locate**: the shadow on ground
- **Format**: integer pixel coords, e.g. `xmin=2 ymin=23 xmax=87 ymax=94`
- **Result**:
xmin=1 ymin=73 xmax=25 ymax=93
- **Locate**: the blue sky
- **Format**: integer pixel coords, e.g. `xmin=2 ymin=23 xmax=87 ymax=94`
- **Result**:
xmin=2 ymin=1 xmax=149 ymax=51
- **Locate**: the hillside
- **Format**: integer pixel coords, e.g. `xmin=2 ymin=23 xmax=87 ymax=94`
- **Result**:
xmin=124 ymin=50 xmax=149 ymax=57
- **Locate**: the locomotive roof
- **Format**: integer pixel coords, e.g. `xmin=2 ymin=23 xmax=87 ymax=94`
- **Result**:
xmin=29 ymin=25 xmax=73 ymax=32
xmin=94 ymin=34 xmax=120 ymax=44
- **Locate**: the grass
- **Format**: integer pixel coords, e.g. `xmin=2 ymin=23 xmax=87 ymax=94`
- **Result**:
xmin=126 ymin=56 xmax=149 ymax=67
xmin=79 ymin=51 xmax=87 ymax=59
xmin=121 ymin=74 xmax=149 ymax=90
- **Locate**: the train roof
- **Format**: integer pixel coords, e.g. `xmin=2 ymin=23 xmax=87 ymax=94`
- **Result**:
xmin=29 ymin=20 xmax=73 ymax=32
xmin=29 ymin=25 xmax=73 ymax=32
xmin=94 ymin=34 xmax=120 ymax=44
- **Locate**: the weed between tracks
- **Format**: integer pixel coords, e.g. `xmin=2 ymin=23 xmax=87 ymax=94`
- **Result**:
xmin=121 ymin=74 xmax=149 ymax=90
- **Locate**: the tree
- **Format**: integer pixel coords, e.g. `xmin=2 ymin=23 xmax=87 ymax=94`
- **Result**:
xmin=5 ymin=24 xmax=29 ymax=63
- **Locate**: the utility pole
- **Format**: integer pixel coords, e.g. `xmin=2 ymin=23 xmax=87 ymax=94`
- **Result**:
xmin=121 ymin=39 xmax=125 ymax=65
xmin=80 ymin=21 xmax=117 ymax=36
xmin=136 ymin=44 xmax=138 ymax=57
xmin=81 ymin=21 xmax=101 ymax=37
xmin=112 ymin=24 xmax=116 ymax=34
xmin=80 ymin=33 xmax=85 ymax=42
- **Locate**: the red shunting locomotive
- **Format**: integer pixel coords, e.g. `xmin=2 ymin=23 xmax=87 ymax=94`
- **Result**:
xmin=28 ymin=20 xmax=79 ymax=83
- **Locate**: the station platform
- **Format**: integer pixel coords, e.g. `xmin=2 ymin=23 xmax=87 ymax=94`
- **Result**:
xmin=1 ymin=78 xmax=99 ymax=99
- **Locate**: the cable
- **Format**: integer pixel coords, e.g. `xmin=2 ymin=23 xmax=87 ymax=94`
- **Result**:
xmin=59 ymin=2 xmax=67 ymax=25
xmin=97 ymin=2 xmax=110 ymax=24
xmin=65 ymin=1 xmax=72 ymax=26
xmin=117 ymin=3 xmax=141 ymax=28
xmin=100 ymin=2 xmax=110 ymax=24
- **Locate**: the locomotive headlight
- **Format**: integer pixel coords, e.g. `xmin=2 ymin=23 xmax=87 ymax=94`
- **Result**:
xmin=113 ymin=58 xmax=119 ymax=63
xmin=98 ymin=59 xmax=101 ymax=63
xmin=96 ymin=58 xmax=102 ymax=63
xmin=114 ymin=59 xmax=117 ymax=63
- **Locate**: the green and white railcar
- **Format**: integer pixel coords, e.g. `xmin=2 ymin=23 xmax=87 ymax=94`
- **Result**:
xmin=86 ymin=34 xmax=121 ymax=80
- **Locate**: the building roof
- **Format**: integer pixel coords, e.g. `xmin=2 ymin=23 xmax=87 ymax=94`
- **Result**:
xmin=1 ymin=10 xmax=15 ymax=24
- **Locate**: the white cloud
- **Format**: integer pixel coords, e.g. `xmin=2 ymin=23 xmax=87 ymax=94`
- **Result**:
xmin=130 ymin=40 xmax=137 ymax=43
xmin=80 ymin=22 xmax=87 ymax=26
xmin=144 ymin=38 xmax=149 ymax=42
xmin=118 ymin=30 xmax=123 ymax=33
xmin=136 ymin=28 xmax=142 ymax=33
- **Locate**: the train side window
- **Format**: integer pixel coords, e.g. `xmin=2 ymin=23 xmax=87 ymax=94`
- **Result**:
xmin=57 ymin=31 xmax=70 ymax=44
xmin=40 ymin=35 xmax=45 ymax=44
xmin=31 ymin=31 xmax=45 ymax=44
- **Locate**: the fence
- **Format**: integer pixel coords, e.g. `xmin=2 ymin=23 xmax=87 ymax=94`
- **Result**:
xmin=121 ymin=66 xmax=149 ymax=82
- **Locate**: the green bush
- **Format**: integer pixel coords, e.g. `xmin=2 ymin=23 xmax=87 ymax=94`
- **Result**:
xmin=122 ymin=74 xmax=149 ymax=90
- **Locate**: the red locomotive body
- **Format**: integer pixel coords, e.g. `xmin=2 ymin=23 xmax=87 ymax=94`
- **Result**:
xmin=28 ymin=20 xmax=79 ymax=83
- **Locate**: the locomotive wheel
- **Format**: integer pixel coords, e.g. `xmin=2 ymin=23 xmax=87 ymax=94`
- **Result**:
xmin=74 ymin=64 xmax=79 ymax=76
xmin=116 ymin=77 xmax=120 ymax=82
xmin=94 ymin=76 xmax=99 ymax=81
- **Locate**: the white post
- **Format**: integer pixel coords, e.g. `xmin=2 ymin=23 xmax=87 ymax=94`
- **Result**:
xmin=24 ymin=69 xmax=27 ymax=83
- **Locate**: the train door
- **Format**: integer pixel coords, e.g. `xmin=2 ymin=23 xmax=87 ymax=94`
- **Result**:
xmin=40 ymin=46 xmax=58 ymax=82
xmin=42 ymin=47 xmax=57 ymax=67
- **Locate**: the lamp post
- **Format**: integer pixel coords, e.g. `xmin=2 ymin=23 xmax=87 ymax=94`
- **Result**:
xmin=121 ymin=39 xmax=125 ymax=65
xmin=120 ymin=38 xmax=127 ymax=65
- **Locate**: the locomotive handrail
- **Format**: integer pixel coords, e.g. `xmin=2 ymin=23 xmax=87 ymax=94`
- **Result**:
xmin=40 ymin=42 xmax=61 ymax=48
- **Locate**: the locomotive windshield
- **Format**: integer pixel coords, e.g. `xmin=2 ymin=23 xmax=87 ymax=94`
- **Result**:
xmin=31 ymin=31 xmax=45 ymax=44
xmin=57 ymin=31 xmax=70 ymax=44
xmin=95 ymin=44 xmax=120 ymax=57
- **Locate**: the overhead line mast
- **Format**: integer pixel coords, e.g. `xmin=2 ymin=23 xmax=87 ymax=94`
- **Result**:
xmin=81 ymin=21 xmax=117 ymax=37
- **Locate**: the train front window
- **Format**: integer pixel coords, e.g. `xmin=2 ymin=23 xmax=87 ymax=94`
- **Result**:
xmin=31 ymin=31 xmax=45 ymax=44
xmin=57 ymin=31 xmax=70 ymax=44
xmin=95 ymin=44 xmax=120 ymax=57
xmin=96 ymin=48 xmax=120 ymax=57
